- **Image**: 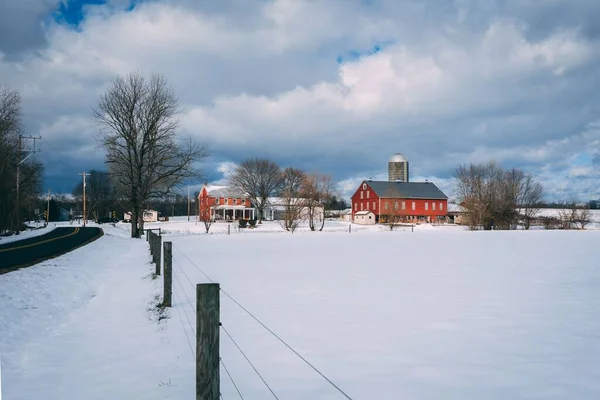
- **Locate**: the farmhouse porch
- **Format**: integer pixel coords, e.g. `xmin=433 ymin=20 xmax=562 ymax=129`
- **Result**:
xmin=211 ymin=205 xmax=256 ymax=221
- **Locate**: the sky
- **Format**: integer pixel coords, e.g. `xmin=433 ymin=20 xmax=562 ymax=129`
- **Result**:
xmin=1 ymin=0 xmax=600 ymax=201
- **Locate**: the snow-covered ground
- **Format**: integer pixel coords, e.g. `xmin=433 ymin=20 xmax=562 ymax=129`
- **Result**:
xmin=0 ymin=223 xmax=56 ymax=245
xmin=1 ymin=220 xmax=600 ymax=399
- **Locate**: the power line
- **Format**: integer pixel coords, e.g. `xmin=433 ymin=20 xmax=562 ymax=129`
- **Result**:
xmin=221 ymin=324 xmax=279 ymax=400
xmin=220 ymin=357 xmax=244 ymax=400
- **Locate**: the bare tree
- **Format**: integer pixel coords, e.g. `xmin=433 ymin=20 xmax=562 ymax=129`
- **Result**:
xmin=517 ymin=174 xmax=544 ymax=229
xmin=456 ymin=162 xmax=544 ymax=230
xmin=94 ymin=71 xmax=207 ymax=238
xmin=575 ymin=207 xmax=592 ymax=230
xmin=302 ymin=172 xmax=331 ymax=231
xmin=540 ymin=215 xmax=560 ymax=230
xmin=198 ymin=198 xmax=213 ymax=233
xmin=0 ymin=85 xmax=44 ymax=234
xmin=229 ymin=158 xmax=282 ymax=223
xmin=380 ymin=198 xmax=405 ymax=230
xmin=279 ymin=167 xmax=306 ymax=232
xmin=557 ymin=200 xmax=592 ymax=230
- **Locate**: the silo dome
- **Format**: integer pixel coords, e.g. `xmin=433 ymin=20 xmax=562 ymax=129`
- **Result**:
xmin=389 ymin=153 xmax=408 ymax=163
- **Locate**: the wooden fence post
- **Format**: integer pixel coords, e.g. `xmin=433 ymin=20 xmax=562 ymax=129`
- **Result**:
xmin=196 ymin=283 xmax=220 ymax=400
xmin=163 ymin=242 xmax=172 ymax=307
xmin=154 ymin=233 xmax=161 ymax=275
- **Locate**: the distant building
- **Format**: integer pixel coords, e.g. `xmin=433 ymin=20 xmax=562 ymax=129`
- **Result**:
xmin=124 ymin=210 xmax=159 ymax=222
xmin=388 ymin=153 xmax=409 ymax=182
xmin=351 ymin=180 xmax=448 ymax=224
xmin=354 ymin=210 xmax=376 ymax=225
xmin=263 ymin=197 xmax=324 ymax=221
xmin=197 ymin=185 xmax=255 ymax=221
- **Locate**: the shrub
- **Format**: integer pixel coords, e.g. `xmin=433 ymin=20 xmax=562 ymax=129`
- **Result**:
xmin=239 ymin=219 xmax=248 ymax=228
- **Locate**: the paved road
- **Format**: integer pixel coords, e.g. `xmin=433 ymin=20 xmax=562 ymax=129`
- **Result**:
xmin=0 ymin=227 xmax=103 ymax=273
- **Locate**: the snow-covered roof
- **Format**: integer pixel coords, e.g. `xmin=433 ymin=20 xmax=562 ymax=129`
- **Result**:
xmin=447 ymin=203 xmax=466 ymax=213
xmin=355 ymin=211 xmax=374 ymax=215
xmin=201 ymin=185 xmax=248 ymax=199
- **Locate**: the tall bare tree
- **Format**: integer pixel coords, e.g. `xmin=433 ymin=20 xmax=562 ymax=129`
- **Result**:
xmin=0 ymin=85 xmax=44 ymax=234
xmin=229 ymin=158 xmax=282 ymax=223
xmin=94 ymin=72 xmax=207 ymax=238
xmin=278 ymin=167 xmax=306 ymax=232
xmin=302 ymin=172 xmax=331 ymax=231
xmin=517 ymin=174 xmax=544 ymax=229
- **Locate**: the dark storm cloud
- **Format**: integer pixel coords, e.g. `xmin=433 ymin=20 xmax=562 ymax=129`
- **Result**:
xmin=0 ymin=0 xmax=59 ymax=57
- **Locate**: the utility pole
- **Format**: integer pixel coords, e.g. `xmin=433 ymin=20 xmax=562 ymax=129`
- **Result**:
xmin=79 ymin=172 xmax=90 ymax=227
xmin=188 ymin=186 xmax=191 ymax=222
xmin=46 ymin=189 xmax=51 ymax=226
xmin=15 ymin=135 xmax=41 ymax=234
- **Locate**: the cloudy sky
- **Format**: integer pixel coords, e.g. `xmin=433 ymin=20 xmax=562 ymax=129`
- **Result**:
xmin=2 ymin=0 xmax=600 ymax=201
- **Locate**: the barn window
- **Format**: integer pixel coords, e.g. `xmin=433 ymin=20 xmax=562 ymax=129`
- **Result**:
xmin=402 ymin=201 xmax=406 ymax=210
xmin=412 ymin=201 xmax=416 ymax=210
xmin=425 ymin=202 xmax=429 ymax=210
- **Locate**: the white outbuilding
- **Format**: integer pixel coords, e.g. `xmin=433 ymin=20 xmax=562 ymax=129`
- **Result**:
xmin=354 ymin=210 xmax=376 ymax=225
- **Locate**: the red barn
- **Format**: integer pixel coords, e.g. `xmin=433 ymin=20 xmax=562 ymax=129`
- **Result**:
xmin=351 ymin=180 xmax=449 ymax=224
xmin=197 ymin=185 xmax=255 ymax=221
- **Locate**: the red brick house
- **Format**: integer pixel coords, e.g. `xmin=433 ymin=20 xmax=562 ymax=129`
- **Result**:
xmin=197 ymin=185 xmax=255 ymax=221
xmin=351 ymin=180 xmax=448 ymax=223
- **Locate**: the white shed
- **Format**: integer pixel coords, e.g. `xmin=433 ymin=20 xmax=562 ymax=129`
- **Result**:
xmin=340 ymin=208 xmax=353 ymax=222
xmin=354 ymin=210 xmax=376 ymax=225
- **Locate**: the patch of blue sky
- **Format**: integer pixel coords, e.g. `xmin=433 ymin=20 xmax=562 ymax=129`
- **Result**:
xmin=52 ymin=0 xmax=141 ymax=27
xmin=336 ymin=40 xmax=395 ymax=64
xmin=571 ymin=152 xmax=594 ymax=167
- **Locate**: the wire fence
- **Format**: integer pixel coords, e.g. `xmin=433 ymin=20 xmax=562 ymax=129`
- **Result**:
xmin=148 ymin=233 xmax=354 ymax=399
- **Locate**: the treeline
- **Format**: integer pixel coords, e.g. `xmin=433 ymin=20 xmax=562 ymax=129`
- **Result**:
xmin=0 ymin=85 xmax=44 ymax=234
xmin=455 ymin=161 xmax=544 ymax=230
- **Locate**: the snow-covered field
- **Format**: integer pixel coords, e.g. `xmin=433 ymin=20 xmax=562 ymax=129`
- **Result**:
xmin=1 ymin=220 xmax=600 ymax=399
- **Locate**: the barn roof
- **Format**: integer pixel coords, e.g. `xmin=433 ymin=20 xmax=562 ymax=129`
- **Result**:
xmin=366 ymin=181 xmax=448 ymax=200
